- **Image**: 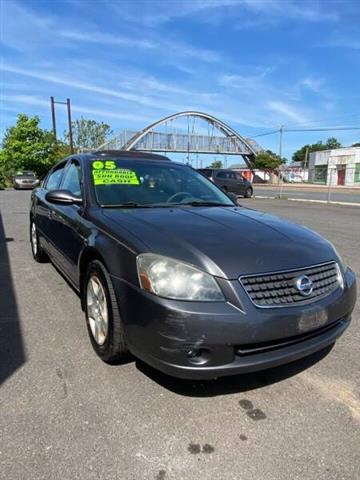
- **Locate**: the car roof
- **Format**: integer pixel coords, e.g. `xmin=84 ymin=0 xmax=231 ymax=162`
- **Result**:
xmin=198 ymin=168 xmax=235 ymax=172
xmin=85 ymin=150 xmax=170 ymax=161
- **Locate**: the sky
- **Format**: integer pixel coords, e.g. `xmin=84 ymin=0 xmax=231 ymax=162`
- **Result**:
xmin=1 ymin=0 xmax=360 ymax=163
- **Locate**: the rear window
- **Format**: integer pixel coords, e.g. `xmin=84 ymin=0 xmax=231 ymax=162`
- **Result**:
xmin=198 ymin=169 xmax=212 ymax=178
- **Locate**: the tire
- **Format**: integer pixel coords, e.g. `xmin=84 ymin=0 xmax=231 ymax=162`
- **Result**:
xmin=244 ymin=187 xmax=253 ymax=198
xmin=84 ymin=260 xmax=129 ymax=363
xmin=30 ymin=220 xmax=48 ymax=262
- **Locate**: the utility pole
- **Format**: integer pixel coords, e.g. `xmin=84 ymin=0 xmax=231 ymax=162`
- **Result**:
xmin=50 ymin=96 xmax=57 ymax=138
xmin=278 ymin=125 xmax=284 ymax=197
xmin=50 ymin=96 xmax=74 ymax=153
xmin=66 ymin=98 xmax=74 ymax=154
xmin=304 ymin=147 xmax=309 ymax=169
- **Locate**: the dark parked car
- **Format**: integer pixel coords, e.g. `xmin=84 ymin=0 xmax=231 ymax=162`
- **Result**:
xmin=13 ymin=170 xmax=40 ymax=190
xmin=198 ymin=168 xmax=253 ymax=197
xmin=30 ymin=151 xmax=356 ymax=379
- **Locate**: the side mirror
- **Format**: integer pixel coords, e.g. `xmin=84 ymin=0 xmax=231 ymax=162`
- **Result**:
xmin=226 ymin=192 xmax=239 ymax=205
xmin=45 ymin=189 xmax=83 ymax=206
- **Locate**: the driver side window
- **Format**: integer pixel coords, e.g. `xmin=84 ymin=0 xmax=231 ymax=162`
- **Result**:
xmin=46 ymin=166 xmax=65 ymax=191
xmin=61 ymin=162 xmax=82 ymax=196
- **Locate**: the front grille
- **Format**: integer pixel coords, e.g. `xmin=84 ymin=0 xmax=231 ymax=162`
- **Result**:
xmin=240 ymin=261 xmax=340 ymax=307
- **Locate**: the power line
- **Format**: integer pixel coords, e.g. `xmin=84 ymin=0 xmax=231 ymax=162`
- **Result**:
xmin=286 ymin=126 xmax=360 ymax=133
xmin=250 ymin=129 xmax=280 ymax=138
xmin=248 ymin=125 xmax=360 ymax=140
xmin=284 ymin=113 xmax=360 ymax=129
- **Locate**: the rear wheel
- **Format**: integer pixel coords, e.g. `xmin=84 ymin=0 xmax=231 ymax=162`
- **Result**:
xmin=84 ymin=260 xmax=129 ymax=363
xmin=30 ymin=220 xmax=48 ymax=262
xmin=244 ymin=187 xmax=253 ymax=198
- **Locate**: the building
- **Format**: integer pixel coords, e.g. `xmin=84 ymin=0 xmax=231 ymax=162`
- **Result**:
xmin=228 ymin=163 xmax=271 ymax=183
xmin=284 ymin=161 xmax=309 ymax=182
xmin=308 ymin=147 xmax=360 ymax=186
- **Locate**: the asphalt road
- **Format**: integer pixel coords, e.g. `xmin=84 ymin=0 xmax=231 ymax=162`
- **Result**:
xmin=253 ymin=186 xmax=360 ymax=204
xmin=1 ymin=190 xmax=359 ymax=480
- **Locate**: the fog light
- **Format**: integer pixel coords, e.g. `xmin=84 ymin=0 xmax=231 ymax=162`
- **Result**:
xmin=186 ymin=348 xmax=210 ymax=365
xmin=187 ymin=348 xmax=202 ymax=358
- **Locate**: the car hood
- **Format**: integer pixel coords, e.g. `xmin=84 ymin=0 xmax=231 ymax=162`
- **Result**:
xmin=102 ymin=206 xmax=337 ymax=279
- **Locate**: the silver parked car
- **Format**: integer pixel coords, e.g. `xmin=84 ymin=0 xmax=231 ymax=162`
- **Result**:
xmin=13 ymin=171 xmax=40 ymax=190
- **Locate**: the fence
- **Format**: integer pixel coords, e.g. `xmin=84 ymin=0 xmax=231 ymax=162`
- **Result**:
xmin=275 ymin=165 xmax=359 ymax=204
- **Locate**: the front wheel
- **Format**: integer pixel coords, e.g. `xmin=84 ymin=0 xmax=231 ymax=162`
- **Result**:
xmin=30 ymin=220 xmax=48 ymax=262
xmin=84 ymin=260 xmax=129 ymax=363
xmin=244 ymin=187 xmax=253 ymax=198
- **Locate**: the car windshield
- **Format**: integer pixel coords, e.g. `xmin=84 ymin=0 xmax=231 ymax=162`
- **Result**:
xmin=90 ymin=158 xmax=235 ymax=207
xmin=15 ymin=171 xmax=36 ymax=177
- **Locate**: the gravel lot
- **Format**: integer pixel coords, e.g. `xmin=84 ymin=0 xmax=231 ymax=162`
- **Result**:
xmin=1 ymin=190 xmax=359 ymax=480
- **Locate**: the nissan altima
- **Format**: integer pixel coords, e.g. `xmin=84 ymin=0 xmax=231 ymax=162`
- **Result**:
xmin=29 ymin=151 xmax=357 ymax=379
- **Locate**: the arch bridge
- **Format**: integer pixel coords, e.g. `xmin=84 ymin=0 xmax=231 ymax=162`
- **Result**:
xmin=98 ymin=111 xmax=261 ymax=168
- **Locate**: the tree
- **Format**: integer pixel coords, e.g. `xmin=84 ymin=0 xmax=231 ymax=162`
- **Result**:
xmin=292 ymin=137 xmax=342 ymax=167
xmin=69 ymin=117 xmax=113 ymax=151
xmin=0 ymin=114 xmax=68 ymax=188
xmin=326 ymin=137 xmax=342 ymax=149
xmin=207 ymin=160 xmax=223 ymax=169
xmin=352 ymin=142 xmax=360 ymax=147
xmin=253 ymin=150 xmax=285 ymax=172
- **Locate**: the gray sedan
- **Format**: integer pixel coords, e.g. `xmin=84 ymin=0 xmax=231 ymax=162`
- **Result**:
xmin=13 ymin=171 xmax=40 ymax=189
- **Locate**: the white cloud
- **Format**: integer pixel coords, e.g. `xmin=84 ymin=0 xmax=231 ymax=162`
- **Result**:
xmin=59 ymin=30 xmax=155 ymax=50
xmin=113 ymin=0 xmax=340 ymax=27
xmin=267 ymin=100 xmax=308 ymax=123
xmin=300 ymin=77 xmax=325 ymax=93
xmin=2 ymin=94 xmax=154 ymax=123
xmin=2 ymin=64 xmax=167 ymax=109
xmin=325 ymin=37 xmax=360 ymax=50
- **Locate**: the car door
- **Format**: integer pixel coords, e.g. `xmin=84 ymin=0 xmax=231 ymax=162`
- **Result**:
xmin=36 ymin=161 xmax=67 ymax=259
xmin=234 ymin=172 xmax=246 ymax=195
xmin=50 ymin=158 xmax=89 ymax=284
xmin=214 ymin=171 xmax=231 ymax=191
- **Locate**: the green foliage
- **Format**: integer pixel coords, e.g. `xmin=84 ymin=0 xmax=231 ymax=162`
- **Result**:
xmin=292 ymin=137 xmax=342 ymax=166
xmin=352 ymin=142 xmax=360 ymax=147
xmin=69 ymin=117 xmax=113 ymax=150
xmin=207 ymin=160 xmax=223 ymax=169
xmin=253 ymin=150 xmax=286 ymax=171
xmin=0 ymin=114 xmax=69 ymax=188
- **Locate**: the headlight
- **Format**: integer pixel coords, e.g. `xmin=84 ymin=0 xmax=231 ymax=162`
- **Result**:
xmin=329 ymin=243 xmax=346 ymax=289
xmin=330 ymin=243 xmax=347 ymax=272
xmin=335 ymin=263 xmax=344 ymax=290
xmin=137 ymin=253 xmax=225 ymax=301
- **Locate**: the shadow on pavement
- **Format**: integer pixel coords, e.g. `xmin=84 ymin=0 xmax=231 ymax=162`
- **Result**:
xmin=0 ymin=211 xmax=26 ymax=385
xmin=136 ymin=345 xmax=333 ymax=397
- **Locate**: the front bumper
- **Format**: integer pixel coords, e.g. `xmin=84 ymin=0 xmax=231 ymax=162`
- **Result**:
xmin=112 ymin=269 xmax=356 ymax=379
xmin=14 ymin=183 xmax=38 ymax=189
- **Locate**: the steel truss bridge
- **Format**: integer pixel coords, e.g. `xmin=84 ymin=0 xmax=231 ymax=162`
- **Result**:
xmin=98 ymin=111 xmax=261 ymax=168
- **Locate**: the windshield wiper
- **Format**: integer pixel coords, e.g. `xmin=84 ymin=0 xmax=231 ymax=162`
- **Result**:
xmin=177 ymin=201 xmax=234 ymax=207
xmin=100 ymin=202 xmax=152 ymax=208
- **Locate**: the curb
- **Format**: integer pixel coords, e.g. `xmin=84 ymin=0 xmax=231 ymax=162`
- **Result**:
xmin=254 ymin=195 xmax=360 ymax=207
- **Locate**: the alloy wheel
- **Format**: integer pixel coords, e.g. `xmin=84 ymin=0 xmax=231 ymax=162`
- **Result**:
xmin=86 ymin=275 xmax=109 ymax=346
